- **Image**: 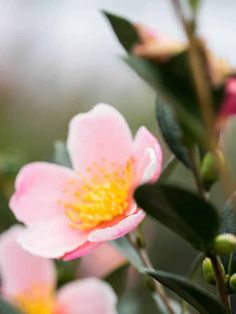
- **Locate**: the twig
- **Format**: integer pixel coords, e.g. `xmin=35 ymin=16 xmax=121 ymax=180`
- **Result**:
xmin=210 ymin=255 xmax=231 ymax=311
xmin=171 ymin=0 xmax=236 ymax=204
xmin=127 ymin=233 xmax=175 ymax=314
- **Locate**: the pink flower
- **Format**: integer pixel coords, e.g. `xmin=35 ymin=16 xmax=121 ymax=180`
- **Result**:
xmin=79 ymin=243 xmax=126 ymax=278
xmin=0 ymin=225 xmax=117 ymax=314
xmin=218 ymin=78 xmax=236 ymax=118
xmin=9 ymin=103 xmax=162 ymax=260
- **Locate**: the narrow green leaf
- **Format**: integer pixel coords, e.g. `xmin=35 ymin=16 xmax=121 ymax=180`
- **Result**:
xmin=135 ymin=184 xmax=220 ymax=251
xmin=53 ymin=141 xmax=72 ymax=168
xmin=147 ymin=269 xmax=228 ymax=314
xmin=103 ymin=11 xmax=138 ymax=52
xmin=0 ymin=297 xmax=22 ymax=314
xmin=110 ymin=237 xmax=144 ymax=272
xmin=156 ymin=100 xmax=191 ymax=167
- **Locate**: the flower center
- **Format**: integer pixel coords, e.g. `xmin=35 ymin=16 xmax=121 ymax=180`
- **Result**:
xmin=14 ymin=286 xmax=54 ymax=314
xmin=64 ymin=159 xmax=133 ymax=230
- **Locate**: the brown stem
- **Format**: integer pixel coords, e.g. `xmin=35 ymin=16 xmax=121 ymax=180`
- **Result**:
xmin=127 ymin=233 xmax=175 ymax=314
xmin=171 ymin=0 xmax=236 ymax=203
xmin=210 ymin=255 xmax=231 ymax=311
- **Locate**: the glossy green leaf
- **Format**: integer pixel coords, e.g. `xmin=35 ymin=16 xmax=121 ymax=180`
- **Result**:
xmin=53 ymin=140 xmax=72 ymax=168
xmin=147 ymin=269 xmax=228 ymax=314
xmin=156 ymin=100 xmax=191 ymax=167
xmin=220 ymin=196 xmax=236 ymax=275
xmin=103 ymin=11 xmax=138 ymax=52
xmin=0 ymin=297 xmax=22 ymax=314
xmin=135 ymin=184 xmax=220 ymax=251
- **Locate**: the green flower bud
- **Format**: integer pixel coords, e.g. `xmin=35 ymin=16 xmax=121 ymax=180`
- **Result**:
xmin=200 ymin=152 xmax=219 ymax=190
xmin=202 ymin=258 xmax=216 ymax=284
xmin=225 ymin=274 xmax=230 ymax=286
xmin=230 ymin=273 xmax=236 ymax=292
xmin=213 ymin=234 xmax=236 ymax=256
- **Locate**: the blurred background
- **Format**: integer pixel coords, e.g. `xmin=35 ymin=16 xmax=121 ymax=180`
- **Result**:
xmin=0 ymin=1 xmax=235 ymax=313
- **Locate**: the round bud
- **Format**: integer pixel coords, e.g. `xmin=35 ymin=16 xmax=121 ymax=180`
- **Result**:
xmin=230 ymin=274 xmax=236 ymax=292
xmin=213 ymin=233 xmax=236 ymax=256
xmin=200 ymin=152 xmax=218 ymax=190
xmin=202 ymin=258 xmax=216 ymax=284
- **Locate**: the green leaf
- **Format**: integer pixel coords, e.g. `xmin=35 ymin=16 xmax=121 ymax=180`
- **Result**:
xmin=135 ymin=184 xmax=220 ymax=251
xmin=124 ymin=55 xmax=203 ymax=142
xmin=105 ymin=264 xmax=129 ymax=297
xmin=103 ymin=11 xmax=138 ymax=52
xmin=53 ymin=141 xmax=72 ymax=168
xmin=220 ymin=196 xmax=236 ymax=275
xmin=0 ymin=297 xmax=22 ymax=314
xmin=147 ymin=269 xmax=228 ymax=314
xmin=111 ymin=237 xmax=144 ymax=272
xmin=156 ymin=100 xmax=191 ymax=167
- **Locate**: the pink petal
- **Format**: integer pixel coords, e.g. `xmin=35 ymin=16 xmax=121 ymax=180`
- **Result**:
xmin=55 ymin=278 xmax=117 ymax=314
xmin=18 ymin=216 xmax=88 ymax=259
xmin=67 ymin=104 xmax=133 ymax=173
xmin=9 ymin=162 xmax=75 ymax=226
xmin=79 ymin=243 xmax=125 ymax=278
xmin=62 ymin=241 xmax=100 ymax=261
xmin=88 ymin=210 xmax=145 ymax=242
xmin=132 ymin=126 xmax=162 ymax=184
xmin=0 ymin=225 xmax=56 ymax=298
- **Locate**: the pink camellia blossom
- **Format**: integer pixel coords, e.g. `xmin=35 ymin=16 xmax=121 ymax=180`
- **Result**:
xmin=0 ymin=225 xmax=117 ymax=314
xmin=9 ymin=103 xmax=162 ymax=260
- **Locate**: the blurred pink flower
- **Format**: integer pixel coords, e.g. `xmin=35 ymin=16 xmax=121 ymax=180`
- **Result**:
xmin=219 ymin=78 xmax=236 ymax=118
xmin=0 ymin=225 xmax=117 ymax=314
xmin=79 ymin=243 xmax=126 ymax=278
xmin=133 ymin=24 xmax=185 ymax=61
xmin=9 ymin=103 xmax=162 ymax=260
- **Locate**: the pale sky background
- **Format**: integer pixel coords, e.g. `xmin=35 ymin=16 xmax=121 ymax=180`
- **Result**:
xmin=0 ymin=0 xmax=235 ymax=157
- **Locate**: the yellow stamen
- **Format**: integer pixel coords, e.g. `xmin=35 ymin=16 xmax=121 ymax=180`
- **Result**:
xmin=14 ymin=286 xmax=55 ymax=314
xmin=63 ymin=159 xmax=133 ymax=230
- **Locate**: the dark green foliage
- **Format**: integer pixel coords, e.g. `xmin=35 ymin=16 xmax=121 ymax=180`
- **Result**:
xmin=135 ymin=184 xmax=220 ymax=251
xmin=147 ymin=269 xmax=228 ymax=314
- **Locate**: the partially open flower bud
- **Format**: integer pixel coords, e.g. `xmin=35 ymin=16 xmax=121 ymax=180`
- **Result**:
xmin=132 ymin=24 xmax=185 ymax=61
xmin=202 ymin=258 xmax=216 ymax=284
xmin=213 ymin=234 xmax=236 ymax=256
xmin=230 ymin=274 xmax=236 ymax=292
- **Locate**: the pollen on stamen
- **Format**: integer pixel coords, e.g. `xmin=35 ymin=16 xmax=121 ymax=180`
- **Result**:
xmin=62 ymin=159 xmax=133 ymax=231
